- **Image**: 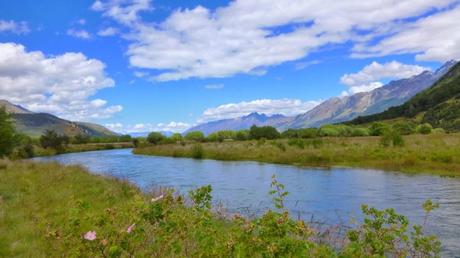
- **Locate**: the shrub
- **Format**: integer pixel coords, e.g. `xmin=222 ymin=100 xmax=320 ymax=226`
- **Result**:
xmin=351 ymin=127 xmax=370 ymax=137
xmin=318 ymin=126 xmax=340 ymax=137
xmin=191 ymin=143 xmax=204 ymax=159
xmin=381 ymin=130 xmax=404 ymax=147
xmin=432 ymin=128 xmax=446 ymax=134
xmin=170 ymin=133 xmax=183 ymax=142
xmin=369 ymin=122 xmax=390 ymax=136
xmin=416 ymin=123 xmax=433 ymax=135
xmin=185 ymin=131 xmax=205 ymax=142
xmin=0 ymin=107 xmax=16 ymax=157
xmin=118 ymin=134 xmax=132 ymax=142
xmin=393 ymin=121 xmax=416 ymax=135
xmin=132 ymin=138 xmax=140 ymax=147
xmin=249 ymin=125 xmax=280 ymax=140
xmin=147 ymin=132 xmax=165 ymax=144
xmin=236 ymin=130 xmax=249 ymax=141
xmin=40 ymin=130 xmax=69 ymax=153
xmin=73 ymin=133 xmax=90 ymax=144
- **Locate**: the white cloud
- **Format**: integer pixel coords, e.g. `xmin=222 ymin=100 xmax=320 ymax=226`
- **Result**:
xmin=204 ymin=84 xmax=224 ymax=90
xmin=91 ymin=0 xmax=454 ymax=81
xmin=352 ymin=5 xmax=460 ymax=62
xmin=97 ymin=27 xmax=119 ymax=36
xmin=91 ymin=0 xmax=152 ymax=25
xmin=67 ymin=29 xmax=91 ymax=39
xmin=106 ymin=121 xmax=190 ymax=133
xmin=340 ymin=61 xmax=429 ymax=95
xmin=199 ymin=98 xmax=321 ymax=122
xmin=0 ymin=20 xmax=30 ymax=34
xmin=0 ymin=42 xmax=122 ymax=121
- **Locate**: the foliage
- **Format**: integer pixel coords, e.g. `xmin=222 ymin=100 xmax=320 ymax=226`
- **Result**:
xmin=0 ymin=108 xmax=16 ymax=157
xmin=170 ymin=133 xmax=183 ymax=142
xmin=39 ymin=130 xmax=69 ymax=153
xmin=351 ymin=62 xmax=460 ymax=132
xmin=393 ymin=121 xmax=417 ymax=135
xmin=185 ymin=131 xmax=205 ymax=142
xmin=281 ymin=128 xmax=318 ymax=139
xmin=369 ymin=122 xmax=391 ymax=136
xmin=0 ymin=162 xmax=442 ymax=257
xmin=73 ymin=133 xmax=90 ymax=144
xmin=118 ymin=134 xmax=132 ymax=142
xmin=147 ymin=132 xmax=165 ymax=144
xmin=236 ymin=130 xmax=250 ymax=141
xmin=381 ymin=130 xmax=405 ymax=147
xmin=417 ymin=123 xmax=433 ymax=135
xmin=249 ymin=125 xmax=280 ymax=140
xmin=191 ymin=143 xmax=204 ymax=159
xmin=207 ymin=130 xmax=237 ymax=142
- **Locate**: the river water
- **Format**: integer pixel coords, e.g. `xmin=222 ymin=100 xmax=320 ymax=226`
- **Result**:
xmin=33 ymin=149 xmax=460 ymax=256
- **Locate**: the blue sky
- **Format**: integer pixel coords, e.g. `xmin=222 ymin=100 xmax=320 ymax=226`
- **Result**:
xmin=0 ymin=0 xmax=459 ymax=133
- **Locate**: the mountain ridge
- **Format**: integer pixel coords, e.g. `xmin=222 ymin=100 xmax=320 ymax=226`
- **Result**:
xmin=0 ymin=99 xmax=118 ymax=137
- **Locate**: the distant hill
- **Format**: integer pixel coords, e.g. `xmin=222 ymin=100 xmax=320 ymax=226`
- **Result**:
xmin=350 ymin=61 xmax=460 ymax=132
xmin=0 ymin=99 xmax=118 ymax=137
xmin=185 ymin=112 xmax=293 ymax=135
xmin=284 ymin=60 xmax=457 ymax=129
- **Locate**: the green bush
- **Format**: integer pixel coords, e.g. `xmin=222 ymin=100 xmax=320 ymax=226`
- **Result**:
xmin=170 ymin=133 xmax=183 ymax=142
xmin=351 ymin=127 xmax=370 ymax=137
xmin=185 ymin=131 xmax=205 ymax=142
xmin=287 ymin=138 xmax=305 ymax=149
xmin=249 ymin=125 xmax=280 ymax=140
xmin=191 ymin=143 xmax=204 ymax=159
xmin=147 ymin=132 xmax=165 ymax=144
xmin=393 ymin=121 xmax=416 ymax=135
xmin=0 ymin=108 xmax=16 ymax=157
xmin=369 ymin=122 xmax=391 ymax=136
xmin=381 ymin=130 xmax=404 ymax=147
xmin=417 ymin=123 xmax=433 ymax=135
xmin=40 ymin=130 xmax=69 ymax=153
xmin=236 ymin=130 xmax=249 ymax=141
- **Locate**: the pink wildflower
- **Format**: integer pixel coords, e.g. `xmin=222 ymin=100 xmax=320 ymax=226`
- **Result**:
xmin=84 ymin=231 xmax=97 ymax=241
xmin=126 ymin=223 xmax=136 ymax=233
xmin=151 ymin=194 xmax=164 ymax=203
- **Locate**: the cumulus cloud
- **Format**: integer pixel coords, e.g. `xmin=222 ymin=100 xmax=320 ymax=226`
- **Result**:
xmin=92 ymin=0 xmax=455 ymax=81
xmin=106 ymin=121 xmax=190 ymax=133
xmin=91 ymin=0 xmax=152 ymax=25
xmin=97 ymin=27 xmax=119 ymax=36
xmin=199 ymin=98 xmax=321 ymax=122
xmin=0 ymin=20 xmax=30 ymax=34
xmin=352 ymin=5 xmax=460 ymax=62
xmin=0 ymin=42 xmax=122 ymax=121
xmin=67 ymin=29 xmax=91 ymax=39
xmin=340 ymin=61 xmax=430 ymax=95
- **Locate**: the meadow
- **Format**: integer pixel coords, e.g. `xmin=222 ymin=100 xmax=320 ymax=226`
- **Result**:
xmin=0 ymin=160 xmax=441 ymax=257
xmin=134 ymin=133 xmax=460 ymax=176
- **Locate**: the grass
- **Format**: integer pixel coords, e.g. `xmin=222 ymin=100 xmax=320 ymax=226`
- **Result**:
xmin=134 ymin=133 xmax=460 ymax=176
xmin=33 ymin=142 xmax=134 ymax=157
xmin=0 ymin=160 xmax=441 ymax=257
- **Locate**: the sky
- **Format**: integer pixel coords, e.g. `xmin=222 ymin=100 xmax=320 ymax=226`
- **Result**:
xmin=0 ymin=0 xmax=459 ymax=134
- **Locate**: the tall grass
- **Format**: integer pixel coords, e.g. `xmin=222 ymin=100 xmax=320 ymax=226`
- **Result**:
xmin=134 ymin=133 xmax=460 ymax=176
xmin=0 ymin=161 xmax=440 ymax=257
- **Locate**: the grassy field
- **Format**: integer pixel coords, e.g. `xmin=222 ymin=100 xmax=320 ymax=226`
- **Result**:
xmin=0 ymin=160 xmax=441 ymax=257
xmin=34 ymin=142 xmax=134 ymax=157
xmin=134 ymin=133 xmax=460 ymax=176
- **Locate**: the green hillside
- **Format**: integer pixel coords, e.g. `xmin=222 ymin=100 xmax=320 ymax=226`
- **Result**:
xmin=351 ymin=61 xmax=460 ymax=131
xmin=1 ymin=100 xmax=117 ymax=138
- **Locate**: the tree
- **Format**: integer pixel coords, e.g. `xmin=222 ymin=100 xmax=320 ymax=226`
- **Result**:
xmin=185 ymin=131 xmax=205 ymax=142
xmin=170 ymin=133 xmax=183 ymax=142
xmin=118 ymin=134 xmax=132 ymax=142
xmin=40 ymin=130 xmax=68 ymax=153
xmin=249 ymin=125 xmax=280 ymax=140
xmin=147 ymin=132 xmax=165 ymax=144
xmin=0 ymin=107 xmax=16 ymax=157
xmin=369 ymin=122 xmax=390 ymax=136
xmin=73 ymin=133 xmax=90 ymax=144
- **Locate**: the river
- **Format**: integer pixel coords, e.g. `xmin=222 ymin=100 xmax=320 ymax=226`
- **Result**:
xmin=33 ymin=148 xmax=460 ymax=256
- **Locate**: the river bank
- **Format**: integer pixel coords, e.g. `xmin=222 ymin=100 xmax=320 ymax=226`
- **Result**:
xmin=134 ymin=133 xmax=460 ymax=176
xmin=33 ymin=142 xmax=134 ymax=157
xmin=0 ymin=160 xmax=442 ymax=257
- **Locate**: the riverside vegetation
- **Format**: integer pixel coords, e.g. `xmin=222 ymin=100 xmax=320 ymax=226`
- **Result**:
xmin=0 ymin=160 xmax=441 ymax=257
xmin=134 ymin=124 xmax=460 ymax=176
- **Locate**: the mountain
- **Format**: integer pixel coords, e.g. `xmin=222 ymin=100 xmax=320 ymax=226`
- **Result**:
xmin=283 ymin=60 xmax=457 ymax=129
xmin=185 ymin=112 xmax=293 ymax=135
xmin=0 ymin=99 xmax=118 ymax=137
xmin=350 ymin=61 xmax=460 ymax=132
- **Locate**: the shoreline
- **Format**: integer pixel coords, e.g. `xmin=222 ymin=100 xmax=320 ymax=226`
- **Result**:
xmin=133 ymin=134 xmax=460 ymax=177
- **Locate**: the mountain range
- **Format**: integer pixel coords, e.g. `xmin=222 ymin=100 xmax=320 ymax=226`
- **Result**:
xmin=351 ymin=61 xmax=460 ymax=132
xmin=186 ymin=61 xmax=457 ymax=134
xmin=185 ymin=112 xmax=292 ymax=135
xmin=0 ymin=100 xmax=117 ymax=138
